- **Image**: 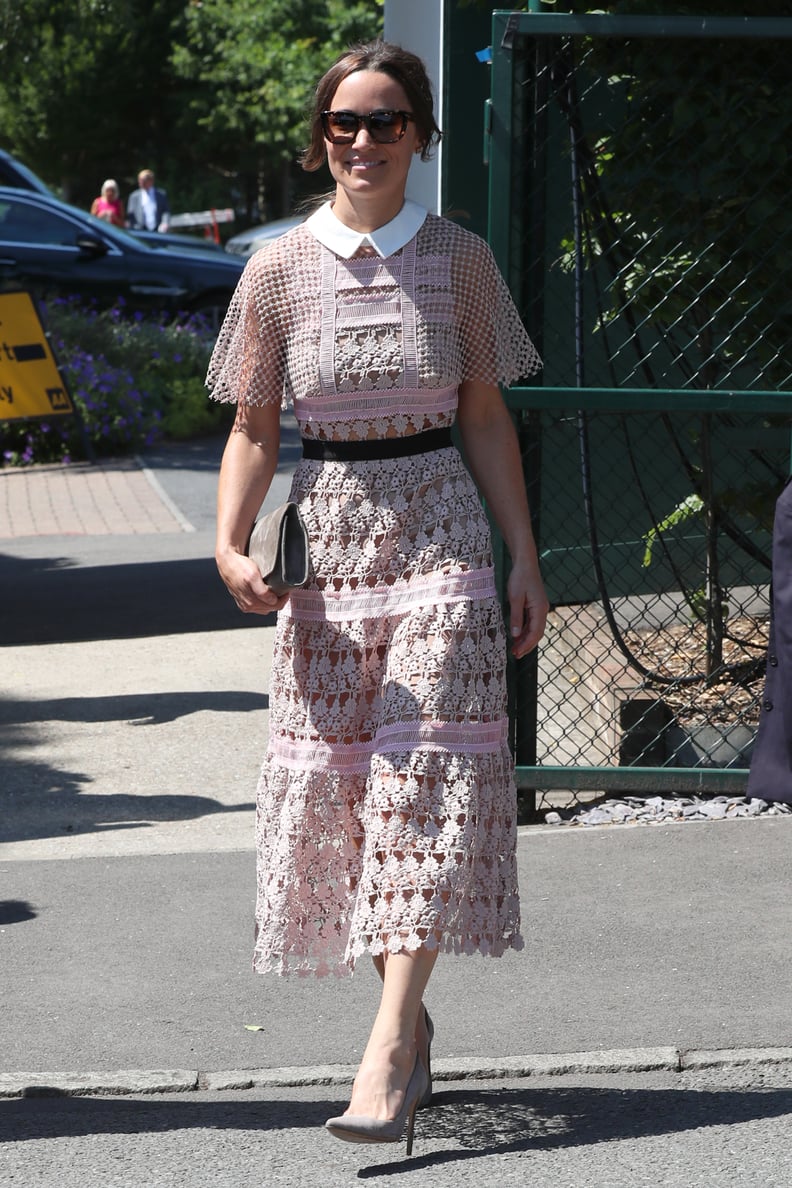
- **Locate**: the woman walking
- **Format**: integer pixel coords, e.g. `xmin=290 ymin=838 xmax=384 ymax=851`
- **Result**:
xmin=208 ymin=40 xmax=547 ymax=1155
xmin=89 ymin=178 xmax=125 ymax=227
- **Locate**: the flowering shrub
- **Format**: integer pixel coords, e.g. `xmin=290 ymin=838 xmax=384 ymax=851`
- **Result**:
xmin=1 ymin=299 xmax=228 ymax=466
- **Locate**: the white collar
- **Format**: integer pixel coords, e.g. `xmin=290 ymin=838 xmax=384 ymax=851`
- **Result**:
xmin=305 ymin=200 xmax=427 ymax=259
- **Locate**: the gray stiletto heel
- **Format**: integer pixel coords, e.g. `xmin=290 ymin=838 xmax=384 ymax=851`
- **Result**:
xmin=325 ymin=1054 xmax=429 ymax=1156
xmin=418 ymin=1007 xmax=434 ymax=1109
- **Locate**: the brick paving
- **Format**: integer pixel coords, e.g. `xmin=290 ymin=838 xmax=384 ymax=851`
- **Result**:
xmin=0 ymin=458 xmax=191 ymax=538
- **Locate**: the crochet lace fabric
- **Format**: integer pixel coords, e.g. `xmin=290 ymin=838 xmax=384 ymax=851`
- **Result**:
xmin=208 ymin=215 xmax=540 ymax=976
xmin=207 ymin=215 xmax=541 ymax=418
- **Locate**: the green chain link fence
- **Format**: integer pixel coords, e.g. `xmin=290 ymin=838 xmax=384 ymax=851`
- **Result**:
xmin=486 ymin=12 xmax=792 ymax=818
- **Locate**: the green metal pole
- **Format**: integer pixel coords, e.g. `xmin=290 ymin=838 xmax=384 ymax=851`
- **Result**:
xmin=492 ymin=12 xmax=792 ymax=40
xmin=489 ymin=10 xmax=549 ymax=821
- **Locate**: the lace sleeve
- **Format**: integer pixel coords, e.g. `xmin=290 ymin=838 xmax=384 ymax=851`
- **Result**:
xmin=205 ymin=247 xmax=286 ymax=406
xmin=452 ymin=229 xmax=542 ymax=386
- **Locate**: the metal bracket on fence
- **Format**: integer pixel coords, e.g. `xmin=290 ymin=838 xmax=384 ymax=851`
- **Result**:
xmin=501 ymin=14 xmax=521 ymax=51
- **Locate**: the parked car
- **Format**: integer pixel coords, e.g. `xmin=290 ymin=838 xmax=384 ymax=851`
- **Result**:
xmin=0 ymin=187 xmax=245 ymax=331
xmin=128 ymin=227 xmax=228 ymax=254
xmin=0 ymin=147 xmax=228 ymax=255
xmin=225 ymin=214 xmax=306 ymax=257
xmin=0 ymin=147 xmax=51 ymax=195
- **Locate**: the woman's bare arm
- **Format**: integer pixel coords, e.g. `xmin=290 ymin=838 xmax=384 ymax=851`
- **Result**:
xmin=215 ymin=401 xmax=288 ymax=615
xmin=457 ymin=379 xmax=549 ymax=657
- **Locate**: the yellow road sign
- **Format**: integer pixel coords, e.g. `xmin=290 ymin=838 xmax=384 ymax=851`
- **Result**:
xmin=0 ymin=291 xmax=74 ymax=421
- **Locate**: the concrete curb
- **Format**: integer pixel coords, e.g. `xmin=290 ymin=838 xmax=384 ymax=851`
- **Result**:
xmin=0 ymin=1069 xmax=198 ymax=1098
xmin=3 ymin=1046 xmax=792 ymax=1099
xmin=135 ymin=454 xmax=197 ymax=534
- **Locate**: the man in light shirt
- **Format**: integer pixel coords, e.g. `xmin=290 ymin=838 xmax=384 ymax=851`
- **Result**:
xmin=126 ymin=169 xmax=170 ymax=232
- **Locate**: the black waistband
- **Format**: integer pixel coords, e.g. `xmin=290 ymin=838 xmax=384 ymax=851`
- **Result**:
xmin=301 ymin=426 xmax=453 ymax=462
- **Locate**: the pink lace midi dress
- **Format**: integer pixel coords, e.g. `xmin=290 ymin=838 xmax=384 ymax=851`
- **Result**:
xmin=207 ymin=212 xmax=541 ymax=975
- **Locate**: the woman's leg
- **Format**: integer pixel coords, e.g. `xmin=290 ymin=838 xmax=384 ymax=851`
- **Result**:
xmin=371 ymin=953 xmax=433 ymax=1083
xmin=348 ymin=946 xmax=438 ymax=1120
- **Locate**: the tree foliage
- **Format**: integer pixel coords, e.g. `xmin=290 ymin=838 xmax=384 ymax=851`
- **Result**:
xmin=555 ymin=9 xmax=792 ymax=392
xmin=0 ymin=1 xmax=188 ymax=201
xmin=0 ymin=0 xmax=382 ymax=218
xmin=171 ymin=0 xmax=383 ymax=219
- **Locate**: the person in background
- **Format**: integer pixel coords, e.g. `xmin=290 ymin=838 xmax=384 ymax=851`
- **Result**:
xmin=126 ymin=168 xmax=169 ymax=232
xmin=89 ymin=179 xmax=125 ymax=227
xmin=207 ymin=40 xmax=547 ymax=1157
xmin=746 ymin=476 xmax=792 ymax=805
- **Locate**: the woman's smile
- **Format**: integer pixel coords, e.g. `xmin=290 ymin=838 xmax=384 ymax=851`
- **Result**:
xmin=345 ymin=156 xmax=386 ymax=171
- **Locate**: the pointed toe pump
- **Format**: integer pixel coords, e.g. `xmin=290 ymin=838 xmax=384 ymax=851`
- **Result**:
xmin=325 ymin=1054 xmax=429 ymax=1157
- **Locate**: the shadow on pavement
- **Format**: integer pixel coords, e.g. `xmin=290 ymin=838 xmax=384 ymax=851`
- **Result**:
xmin=0 ymin=899 xmax=37 ymax=924
xmin=369 ymin=1081 xmax=792 ymax=1172
xmin=0 ymin=1083 xmax=791 ymax=1152
xmin=0 ymin=690 xmax=263 ymax=844
xmin=0 ymin=553 xmax=277 ymax=645
xmin=0 ymin=690 xmax=268 ymax=728
xmin=0 ymin=770 xmax=255 ymax=844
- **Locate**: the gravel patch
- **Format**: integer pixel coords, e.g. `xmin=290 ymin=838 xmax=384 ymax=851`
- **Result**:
xmin=544 ymin=795 xmax=792 ymax=827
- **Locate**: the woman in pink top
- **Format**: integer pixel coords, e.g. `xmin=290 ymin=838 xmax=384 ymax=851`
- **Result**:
xmin=208 ymin=40 xmax=548 ymax=1156
xmin=89 ymin=178 xmax=125 ymax=228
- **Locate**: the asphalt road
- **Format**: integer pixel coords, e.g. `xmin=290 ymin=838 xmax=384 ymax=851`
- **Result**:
xmin=2 ymin=1068 xmax=792 ymax=1188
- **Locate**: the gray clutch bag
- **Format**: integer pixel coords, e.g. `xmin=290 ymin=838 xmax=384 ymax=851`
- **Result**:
xmin=247 ymin=502 xmax=311 ymax=594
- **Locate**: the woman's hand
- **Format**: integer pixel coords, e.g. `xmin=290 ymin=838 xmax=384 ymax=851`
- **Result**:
xmin=215 ymin=401 xmax=285 ymax=615
xmin=506 ymin=560 xmax=549 ymax=658
xmin=217 ymin=547 xmax=290 ymax=616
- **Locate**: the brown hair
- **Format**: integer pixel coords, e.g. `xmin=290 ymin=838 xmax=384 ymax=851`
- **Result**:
xmin=301 ymin=40 xmax=442 ymax=173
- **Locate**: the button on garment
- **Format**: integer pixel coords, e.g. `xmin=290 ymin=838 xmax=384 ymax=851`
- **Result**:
xmin=207 ymin=211 xmax=542 ymax=975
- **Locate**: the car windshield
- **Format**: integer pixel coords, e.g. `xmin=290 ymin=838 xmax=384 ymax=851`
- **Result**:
xmin=0 ymin=154 xmax=53 ymax=194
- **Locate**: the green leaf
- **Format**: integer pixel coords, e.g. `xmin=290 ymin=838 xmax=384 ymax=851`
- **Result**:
xmin=642 ymin=494 xmax=705 ymax=568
